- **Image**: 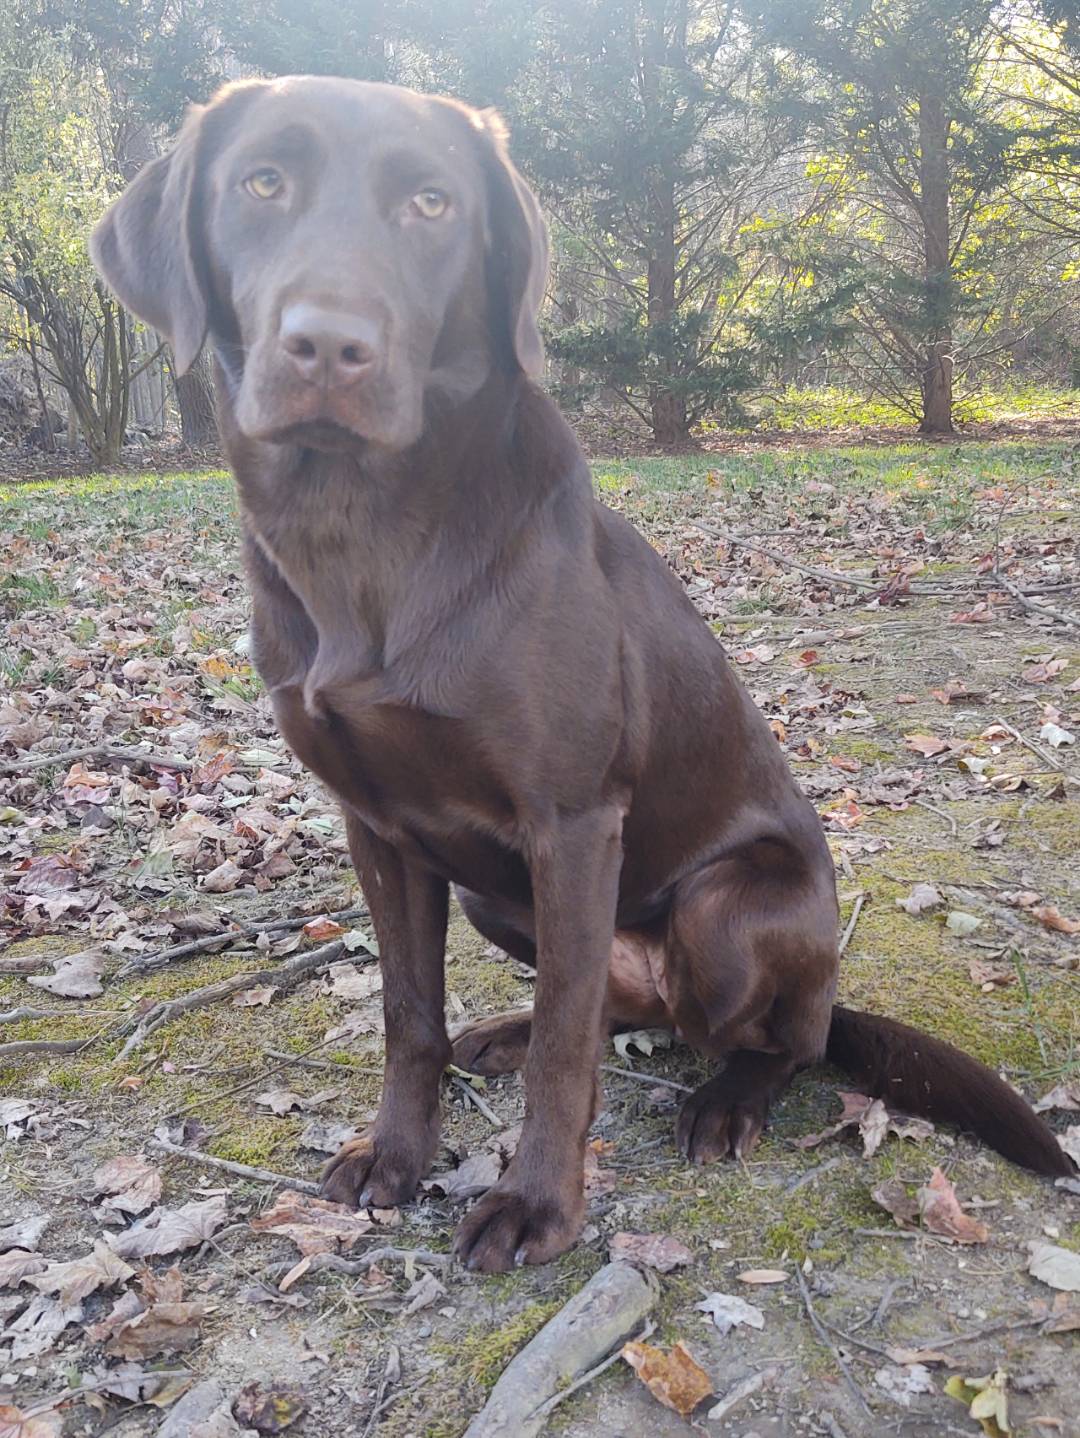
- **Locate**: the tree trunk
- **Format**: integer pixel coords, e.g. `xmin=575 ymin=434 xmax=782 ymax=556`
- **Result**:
xmin=917 ymin=88 xmax=953 ymax=435
xmin=174 ymin=352 xmax=218 ymax=447
xmin=643 ymin=0 xmax=690 ymax=447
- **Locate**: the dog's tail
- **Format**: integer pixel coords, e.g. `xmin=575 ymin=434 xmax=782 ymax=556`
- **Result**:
xmin=826 ymin=1004 xmax=1073 ymax=1177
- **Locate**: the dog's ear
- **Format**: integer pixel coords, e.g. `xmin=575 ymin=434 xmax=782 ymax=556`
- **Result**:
xmin=474 ymin=109 xmax=549 ymax=379
xmin=90 ymin=105 xmax=210 ymax=376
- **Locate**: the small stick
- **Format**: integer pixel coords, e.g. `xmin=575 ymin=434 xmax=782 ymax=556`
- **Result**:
xmin=994 ymin=568 xmax=1080 ymax=630
xmin=0 ymin=1036 xmax=90 ymax=1059
xmin=913 ymin=798 xmax=958 ymax=838
xmin=262 ymin=1248 xmax=451 ymax=1282
xmin=0 ymin=1006 xmax=124 ymax=1025
xmin=173 ymin=1031 xmax=349 ymax=1116
xmin=854 ymin=1227 xmax=919 ymax=1241
xmin=116 ymin=938 xmax=351 ymax=1060
xmin=837 ymin=893 xmax=866 ymax=955
xmin=600 ymin=1064 xmax=692 ymax=1094
xmin=993 ymin=715 xmax=1079 ymax=786
xmin=795 ymin=1266 xmax=874 ymax=1420
xmin=264 ymin=1048 xmax=382 ymax=1075
xmin=785 ymin=1157 xmax=844 ymax=1194
xmin=0 ymin=744 xmax=193 ymax=776
xmin=690 ymin=520 xmax=881 ymax=591
xmin=149 ymin=1135 xmax=320 ymax=1194
xmin=530 ymin=1320 xmax=656 ymax=1421
xmin=117 ymin=905 xmax=370 ymax=977
xmin=452 ymin=1074 xmax=502 ymax=1127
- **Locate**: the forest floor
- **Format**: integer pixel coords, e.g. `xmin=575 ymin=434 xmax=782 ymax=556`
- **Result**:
xmin=0 ymin=436 xmax=1078 ymax=1438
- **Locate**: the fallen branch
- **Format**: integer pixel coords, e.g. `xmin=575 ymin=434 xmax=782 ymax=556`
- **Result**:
xmin=452 ymin=1074 xmax=502 ymax=1127
xmin=463 ymin=1261 xmax=659 ymax=1438
xmin=149 ymin=1135 xmax=320 ymax=1194
xmin=795 ymin=1265 xmax=874 ymax=1420
xmin=531 ymin=1320 xmax=655 ymax=1422
xmin=117 ymin=904 xmax=370 ymax=977
xmin=690 ymin=521 xmax=880 ymax=593
xmin=0 ymin=744 xmax=193 ymax=777
xmin=0 ymin=1036 xmax=91 ymax=1059
xmin=115 ymin=938 xmax=350 ymax=1060
xmin=913 ymin=798 xmax=958 ymax=838
xmin=262 ymin=1247 xmax=451 ymax=1283
xmin=600 ymin=1063 xmax=692 ymax=1094
xmin=994 ymin=568 xmax=1080 ymax=630
xmin=838 ymin=893 xmax=866 ymax=955
xmin=993 ymin=716 xmax=1080 ymax=790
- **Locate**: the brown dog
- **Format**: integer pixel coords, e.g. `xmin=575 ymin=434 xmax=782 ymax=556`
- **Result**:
xmin=91 ymin=76 xmax=1071 ymax=1273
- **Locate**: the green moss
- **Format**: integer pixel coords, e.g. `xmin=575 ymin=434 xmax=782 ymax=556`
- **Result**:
xmin=456 ymin=1297 xmax=566 ymax=1389
xmin=207 ymin=1116 xmax=297 ymax=1168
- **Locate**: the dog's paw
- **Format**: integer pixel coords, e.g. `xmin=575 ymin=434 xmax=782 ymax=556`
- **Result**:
xmin=320 ymin=1133 xmax=425 ymax=1209
xmin=452 ymin=1184 xmax=582 ymax=1272
xmin=450 ymin=1010 xmax=532 ymax=1076
xmin=676 ymin=1081 xmax=768 ymax=1164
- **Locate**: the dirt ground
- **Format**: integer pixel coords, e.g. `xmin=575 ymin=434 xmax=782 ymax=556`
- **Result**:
xmin=0 ymin=436 xmax=1078 ymax=1437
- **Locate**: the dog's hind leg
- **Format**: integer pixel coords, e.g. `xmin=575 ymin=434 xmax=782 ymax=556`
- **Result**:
xmin=663 ymin=843 xmax=839 ymax=1164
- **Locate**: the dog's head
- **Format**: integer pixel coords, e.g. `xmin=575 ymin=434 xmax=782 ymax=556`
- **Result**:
xmin=91 ymin=77 xmax=548 ymax=453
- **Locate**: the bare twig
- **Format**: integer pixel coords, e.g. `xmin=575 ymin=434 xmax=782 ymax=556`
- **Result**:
xmin=795 ymin=1266 xmax=874 ymax=1420
xmin=116 ymin=939 xmax=350 ymax=1060
xmin=0 ymin=1036 xmax=91 ymax=1059
xmin=994 ymin=568 xmax=1080 ymax=630
xmin=452 ymin=1074 xmax=502 ymax=1127
xmin=117 ymin=905 xmax=370 ymax=978
xmin=0 ymin=744 xmax=193 ymax=776
xmin=530 ymin=1320 xmax=656 ymax=1421
xmin=838 ymin=893 xmax=867 ymax=955
xmin=993 ymin=716 xmax=1080 ymax=789
xmin=600 ymin=1064 xmax=693 ymax=1094
xmin=785 ymin=1157 xmax=844 ymax=1194
xmin=149 ymin=1135 xmax=320 ymax=1194
xmin=913 ymin=798 xmax=959 ymax=838
xmin=263 ymin=1048 xmax=381 ymax=1076
xmin=262 ymin=1248 xmax=451 ymax=1282
xmin=690 ymin=519 xmax=881 ymax=592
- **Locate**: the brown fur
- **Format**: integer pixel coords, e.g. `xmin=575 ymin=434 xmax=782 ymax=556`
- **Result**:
xmin=90 ymin=76 xmax=1072 ymax=1274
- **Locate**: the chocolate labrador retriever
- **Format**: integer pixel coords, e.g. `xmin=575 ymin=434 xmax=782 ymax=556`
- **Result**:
xmin=91 ymin=76 xmax=1071 ymax=1272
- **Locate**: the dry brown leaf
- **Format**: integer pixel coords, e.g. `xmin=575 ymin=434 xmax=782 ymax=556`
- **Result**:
xmin=201 ymin=858 xmax=244 ymax=893
xmin=105 ymin=1267 xmax=209 ymax=1358
xmin=917 ymin=1168 xmax=989 ymax=1244
xmin=26 ymin=1241 xmax=134 ymax=1306
xmin=109 ymin=1196 xmax=227 ymax=1260
xmin=622 ymin=1339 xmax=713 ymax=1417
xmin=968 ymin=958 xmax=1016 ymax=990
xmin=737 ymin=1269 xmax=788 ymax=1285
xmin=93 ymin=1155 xmax=162 ymax=1216
xmin=872 ymin=1180 xmax=920 ymax=1229
xmin=302 ymin=917 xmax=345 ymax=942
xmin=27 ymin=949 xmax=106 ymax=999
xmin=250 ymin=1189 xmax=375 ymax=1256
xmin=608 ymin=1232 xmax=693 ymax=1272
xmin=232 ymin=986 xmax=278 ymax=1008
xmin=1035 ymin=1082 xmax=1080 ymax=1114
xmin=0 ymin=1252 xmax=47 ymax=1288
xmin=0 ymin=1405 xmax=63 ymax=1438
xmin=1032 ymin=905 xmax=1080 ymax=935
xmin=232 ymin=1380 xmax=309 ymax=1433
xmin=904 ymin=733 xmax=951 ymax=757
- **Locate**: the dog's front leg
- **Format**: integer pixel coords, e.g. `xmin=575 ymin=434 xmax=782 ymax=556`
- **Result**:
xmin=453 ymin=807 xmax=623 ymax=1272
xmin=322 ymin=814 xmax=450 ymax=1208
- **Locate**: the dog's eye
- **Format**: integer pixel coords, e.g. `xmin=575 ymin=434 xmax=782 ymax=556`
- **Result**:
xmin=411 ymin=188 xmax=449 ymax=219
xmin=244 ymin=168 xmax=284 ymax=200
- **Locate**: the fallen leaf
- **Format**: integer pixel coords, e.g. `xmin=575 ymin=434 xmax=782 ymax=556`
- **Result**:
xmin=1035 ymin=1082 xmax=1080 ymax=1113
xmin=733 ymin=644 xmax=775 ymax=665
xmin=918 ymin=1169 xmax=989 ymax=1244
xmin=303 ymin=917 xmax=346 ymax=942
xmin=427 ymin=1151 xmax=503 ymax=1201
xmin=608 ymin=1232 xmax=693 ymax=1272
xmin=945 ymin=1369 xmax=1010 ymax=1437
xmin=622 ymin=1339 xmax=713 ymax=1417
xmin=969 ymin=959 xmax=1016 ymax=991
xmin=109 ymin=1196 xmax=228 ymax=1260
xmin=1044 ymin=1292 xmax=1080 ymax=1333
xmin=254 ymin=1089 xmax=307 ymax=1116
xmin=93 ymin=1155 xmax=162 ymax=1216
xmin=896 ymin=883 xmax=942 ymax=916
xmin=402 ymin=1269 xmax=445 ymax=1316
xmin=875 ymin=1363 xmax=937 ymax=1407
xmin=0 ymin=1404 xmax=63 ymax=1437
xmin=1 ymin=1294 xmax=83 ymax=1359
xmin=737 ymin=1269 xmax=788 ymax=1285
xmin=104 ymin=1266 xmax=210 ymax=1358
xmin=26 ymin=948 xmax=105 ymax=998
xmin=0 ymin=1216 xmax=49 ymax=1254
xmin=27 ymin=1241 xmax=134 ymax=1306
xmin=1027 ymin=1241 xmax=1080 ymax=1292
xmin=905 ymin=733 xmax=951 ymax=757
xmin=232 ymin=986 xmax=278 ymax=1007
xmin=695 ymin=1291 xmax=764 ymax=1335
xmin=1023 ymin=658 xmax=1067 ymax=683
xmin=250 ymin=1189 xmax=375 ymax=1256
xmin=201 ymin=858 xmax=244 ymax=893
xmin=1032 ymin=905 xmax=1080 ymax=935
xmin=232 ymin=1380 xmax=309 ymax=1433
xmin=945 ymin=910 xmax=982 ymax=936
xmin=0 ymin=1251 xmax=47 ymax=1287
xmin=872 ymin=1180 xmax=920 ymax=1228
xmin=1040 ymin=722 xmax=1075 ymax=748
xmin=297 ymin=1119 xmax=361 ymax=1154
xmin=322 ymin=962 xmax=381 ymax=1002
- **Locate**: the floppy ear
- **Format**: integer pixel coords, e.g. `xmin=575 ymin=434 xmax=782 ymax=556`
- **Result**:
xmin=474 ymin=110 xmax=549 ymax=379
xmin=89 ymin=107 xmax=208 ymax=376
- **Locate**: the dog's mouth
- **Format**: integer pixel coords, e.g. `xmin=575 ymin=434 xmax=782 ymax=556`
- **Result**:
xmin=268 ymin=418 xmax=370 ymax=454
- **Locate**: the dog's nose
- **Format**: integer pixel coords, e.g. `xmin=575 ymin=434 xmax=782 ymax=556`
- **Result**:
xmin=279 ymin=304 xmax=381 ymax=386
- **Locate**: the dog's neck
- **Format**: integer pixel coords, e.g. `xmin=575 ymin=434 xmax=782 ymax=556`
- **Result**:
xmin=219 ymin=364 xmax=588 ymax=692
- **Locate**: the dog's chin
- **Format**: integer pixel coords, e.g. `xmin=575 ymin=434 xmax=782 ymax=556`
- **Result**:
xmin=263 ymin=419 xmax=371 ymax=454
